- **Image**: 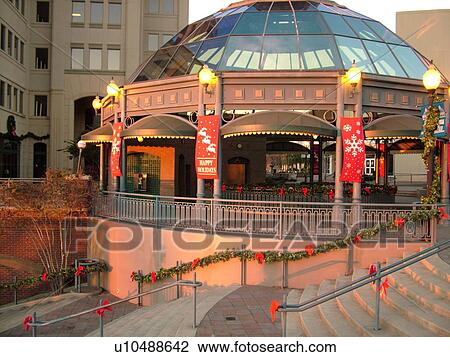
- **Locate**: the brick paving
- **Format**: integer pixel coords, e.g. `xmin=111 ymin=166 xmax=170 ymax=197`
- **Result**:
xmin=0 ymin=291 xmax=137 ymax=337
xmin=196 ymin=286 xmax=291 ymax=337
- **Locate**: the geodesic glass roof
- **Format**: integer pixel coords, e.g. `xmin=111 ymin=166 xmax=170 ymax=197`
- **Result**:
xmin=130 ymin=0 xmax=431 ymax=83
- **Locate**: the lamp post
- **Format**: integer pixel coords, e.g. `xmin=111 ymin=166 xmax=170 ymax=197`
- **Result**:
xmin=92 ymin=95 xmax=102 ymax=114
xmin=77 ymin=140 xmax=87 ymax=176
xmin=422 ymin=61 xmax=441 ymax=197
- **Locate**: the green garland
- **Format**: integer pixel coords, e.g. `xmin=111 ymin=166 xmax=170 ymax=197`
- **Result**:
xmin=131 ymin=208 xmax=443 ymax=284
xmin=0 ymin=262 xmax=108 ymax=291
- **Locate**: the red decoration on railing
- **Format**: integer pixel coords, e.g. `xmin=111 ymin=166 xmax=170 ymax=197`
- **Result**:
xmin=23 ymin=316 xmax=32 ymax=332
xmin=353 ymin=235 xmax=362 ymax=244
xmin=191 ymin=258 xmax=200 ymax=269
xmin=237 ymin=185 xmax=243 ymax=193
xmin=95 ymin=300 xmax=112 ymax=317
xmin=305 ymin=245 xmax=315 ymax=257
xmin=369 ymin=264 xmax=377 ymax=285
xmin=270 ymin=300 xmax=280 ymax=323
xmin=74 ymin=266 xmax=85 ymax=277
xmin=41 ymin=272 xmax=48 ymax=282
xmin=151 ymin=272 xmax=157 ymax=283
xmin=379 ymin=278 xmax=390 ymax=300
xmin=302 ymin=187 xmax=309 ymax=197
xmin=363 ymin=187 xmax=371 ymax=195
xmin=130 ymin=271 xmax=136 ymax=282
xmin=439 ymin=208 xmax=448 ymax=224
xmin=255 ymin=252 xmax=265 ymax=265
xmin=327 ymin=190 xmax=335 ymax=201
xmin=278 ymin=187 xmax=286 ymax=197
xmin=221 ymin=184 xmax=227 ymax=193
xmin=394 ymin=217 xmax=405 ymax=228
xmin=340 ymin=117 xmax=366 ymax=183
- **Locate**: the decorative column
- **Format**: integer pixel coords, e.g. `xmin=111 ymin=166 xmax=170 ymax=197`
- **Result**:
xmin=213 ymin=76 xmax=223 ymax=199
xmin=120 ymin=90 xmax=127 ymax=192
xmin=334 ymin=74 xmax=344 ymax=204
xmin=197 ymin=82 xmax=206 ymax=198
xmin=352 ymin=79 xmax=363 ymax=205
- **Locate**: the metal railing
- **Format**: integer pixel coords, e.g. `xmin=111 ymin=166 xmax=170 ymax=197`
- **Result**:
xmin=94 ymin=191 xmax=437 ymax=241
xmin=27 ymin=273 xmax=202 ymax=337
xmin=277 ymin=240 xmax=450 ymax=336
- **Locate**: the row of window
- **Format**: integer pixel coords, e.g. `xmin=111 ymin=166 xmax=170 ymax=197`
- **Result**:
xmin=0 ymin=80 xmax=24 ymax=115
xmin=148 ymin=33 xmax=174 ymax=52
xmin=72 ymin=1 xmax=122 ymax=26
xmin=7 ymin=0 xmax=25 ymax=16
xmin=0 ymin=23 xmax=25 ymax=65
xmin=148 ymin=0 xmax=176 ymax=16
xmin=71 ymin=46 xmax=121 ymax=71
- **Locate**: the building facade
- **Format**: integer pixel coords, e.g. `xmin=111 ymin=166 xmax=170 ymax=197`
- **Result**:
xmin=0 ymin=0 xmax=189 ymax=178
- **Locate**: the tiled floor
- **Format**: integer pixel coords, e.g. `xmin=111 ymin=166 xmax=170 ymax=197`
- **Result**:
xmin=0 ymin=292 xmax=137 ymax=337
xmin=196 ymin=286 xmax=291 ymax=337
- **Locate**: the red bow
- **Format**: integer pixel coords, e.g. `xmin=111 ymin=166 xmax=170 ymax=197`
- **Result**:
xmin=151 ymin=272 xmax=157 ymax=283
xmin=278 ymin=188 xmax=286 ymax=197
xmin=221 ymin=184 xmax=227 ymax=192
xmin=301 ymin=187 xmax=309 ymax=197
xmin=439 ymin=208 xmax=449 ymax=224
xmin=305 ymin=245 xmax=315 ymax=257
xmin=353 ymin=235 xmax=362 ymax=244
xmin=369 ymin=264 xmax=377 ymax=284
xmin=41 ymin=272 xmax=48 ymax=282
xmin=328 ymin=190 xmax=335 ymax=201
xmin=363 ymin=187 xmax=371 ymax=195
xmin=191 ymin=258 xmax=200 ymax=269
xmin=23 ymin=316 xmax=33 ymax=332
xmin=255 ymin=252 xmax=265 ymax=265
xmin=95 ymin=300 xmax=112 ymax=317
xmin=74 ymin=265 xmax=85 ymax=277
xmin=130 ymin=271 xmax=136 ymax=282
xmin=237 ymin=185 xmax=243 ymax=193
xmin=270 ymin=300 xmax=280 ymax=323
xmin=379 ymin=278 xmax=390 ymax=300
xmin=394 ymin=217 xmax=405 ymax=228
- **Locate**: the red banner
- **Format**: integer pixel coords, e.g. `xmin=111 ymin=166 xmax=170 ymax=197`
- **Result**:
xmin=195 ymin=115 xmax=220 ymax=180
xmin=110 ymin=122 xmax=124 ymax=177
xmin=340 ymin=117 xmax=365 ymax=183
xmin=379 ymin=143 xmax=385 ymax=178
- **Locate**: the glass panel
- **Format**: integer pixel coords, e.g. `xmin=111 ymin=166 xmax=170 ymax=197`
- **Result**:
xmin=344 ymin=16 xmax=381 ymax=41
xmin=270 ymin=1 xmax=293 ymax=11
xmin=335 ymin=36 xmax=376 ymax=73
xmin=389 ymin=45 xmax=428 ymax=79
xmin=136 ymin=47 xmax=176 ymax=81
xmin=266 ymin=12 xmax=297 ymax=34
xmin=295 ymin=12 xmax=329 ymax=34
xmin=89 ymin=48 xmax=102 ymax=69
xmin=108 ymin=49 xmax=120 ymax=70
xmin=262 ymin=35 xmax=299 ymax=70
xmin=364 ymin=21 xmax=403 ymax=45
xmin=232 ymin=12 xmax=268 ymax=35
xmin=71 ymin=48 xmax=84 ymax=69
xmin=363 ymin=41 xmax=406 ymax=77
xmin=321 ymin=12 xmax=355 ymax=37
xmin=165 ymin=21 xmax=203 ymax=47
xmin=189 ymin=37 xmax=227 ymax=73
xmin=162 ymin=0 xmax=174 ymax=16
xmin=291 ymin=1 xmax=317 ymax=11
xmin=207 ymin=14 xmax=241 ymax=38
xmin=108 ymin=3 xmax=122 ymax=26
xmin=219 ymin=36 xmax=263 ymax=71
xmin=72 ymin=1 xmax=85 ymax=23
xmin=245 ymin=2 xmax=273 ymax=12
xmin=148 ymin=0 xmax=159 ymax=14
xmin=334 ymin=6 xmax=370 ymax=19
xmin=314 ymin=3 xmax=339 ymax=14
xmin=90 ymin=2 xmax=104 ymax=25
xmin=299 ymin=35 xmax=342 ymax=70
xmin=212 ymin=7 xmax=238 ymax=18
xmin=185 ymin=19 xmax=219 ymax=43
xmin=161 ymin=43 xmax=201 ymax=78
xmin=148 ymin=34 xmax=159 ymax=51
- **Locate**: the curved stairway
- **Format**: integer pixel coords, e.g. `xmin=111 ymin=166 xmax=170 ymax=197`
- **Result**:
xmin=287 ymin=253 xmax=450 ymax=337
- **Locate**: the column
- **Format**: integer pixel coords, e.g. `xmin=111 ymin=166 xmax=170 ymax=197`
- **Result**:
xmin=318 ymin=139 xmax=323 ymax=182
xmin=197 ymin=83 xmax=205 ymax=198
xmin=375 ymin=139 xmax=380 ymax=186
xmin=99 ymin=143 xmax=104 ymax=191
xmin=442 ymin=89 xmax=450 ymax=205
xmin=334 ymin=75 xmax=344 ymax=204
xmin=119 ymin=91 xmax=127 ymax=192
xmin=352 ymin=79 xmax=363 ymax=204
xmin=309 ymin=138 xmax=314 ymax=183
xmin=213 ymin=76 xmax=223 ymax=199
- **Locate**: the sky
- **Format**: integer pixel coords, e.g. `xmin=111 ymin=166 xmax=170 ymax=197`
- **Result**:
xmin=189 ymin=0 xmax=450 ymax=31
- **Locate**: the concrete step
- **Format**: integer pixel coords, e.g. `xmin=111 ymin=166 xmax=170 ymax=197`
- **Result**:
xmin=285 ymin=289 xmax=303 ymax=337
xmin=352 ymin=269 xmax=435 ymax=336
xmin=317 ymin=280 xmax=361 ymax=337
xmin=420 ymin=254 xmax=450 ymax=283
xmin=403 ymin=261 xmax=450 ymax=299
xmin=334 ymin=276 xmax=398 ymax=337
xmin=298 ymin=285 xmax=334 ymax=337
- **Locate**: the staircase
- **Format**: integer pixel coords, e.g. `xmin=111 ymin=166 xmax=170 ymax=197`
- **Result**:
xmin=287 ymin=252 xmax=450 ymax=337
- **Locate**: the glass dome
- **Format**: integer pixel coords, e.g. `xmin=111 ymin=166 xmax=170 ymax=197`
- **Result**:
xmin=131 ymin=0 xmax=430 ymax=83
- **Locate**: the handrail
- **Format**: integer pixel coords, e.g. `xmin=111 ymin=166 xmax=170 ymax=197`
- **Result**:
xmin=277 ymin=240 xmax=450 ymax=336
xmin=27 ymin=273 xmax=202 ymax=337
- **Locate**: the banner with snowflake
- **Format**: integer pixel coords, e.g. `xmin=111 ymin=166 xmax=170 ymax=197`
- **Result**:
xmin=340 ymin=117 xmax=365 ymax=183
xmin=196 ymin=115 xmax=220 ymax=180
xmin=110 ymin=122 xmax=124 ymax=177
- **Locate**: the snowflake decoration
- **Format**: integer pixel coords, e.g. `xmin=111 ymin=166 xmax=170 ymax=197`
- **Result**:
xmin=343 ymin=124 xmax=352 ymax=132
xmin=344 ymin=135 xmax=364 ymax=157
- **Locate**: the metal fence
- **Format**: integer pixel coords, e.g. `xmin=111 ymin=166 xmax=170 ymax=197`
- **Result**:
xmin=94 ymin=192 xmax=435 ymax=241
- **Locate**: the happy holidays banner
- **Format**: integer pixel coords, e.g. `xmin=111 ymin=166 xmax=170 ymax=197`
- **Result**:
xmin=110 ymin=122 xmax=124 ymax=177
xmin=195 ymin=115 xmax=220 ymax=180
xmin=340 ymin=117 xmax=366 ymax=183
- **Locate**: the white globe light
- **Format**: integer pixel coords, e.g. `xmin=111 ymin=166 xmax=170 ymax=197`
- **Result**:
xmin=77 ymin=140 xmax=87 ymax=150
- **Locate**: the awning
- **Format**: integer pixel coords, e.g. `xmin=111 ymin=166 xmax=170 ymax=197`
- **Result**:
xmin=121 ymin=114 xmax=197 ymax=139
xmin=81 ymin=124 xmax=113 ymax=143
xmin=221 ymin=111 xmax=337 ymax=139
xmin=364 ymin=115 xmax=422 ymax=139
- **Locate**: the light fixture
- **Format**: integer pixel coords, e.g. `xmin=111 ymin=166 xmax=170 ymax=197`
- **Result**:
xmin=77 ymin=140 xmax=87 ymax=150
xmin=137 ymin=136 xmax=144 ymax=143
xmin=347 ymin=60 xmax=362 ymax=87
xmin=76 ymin=140 xmax=87 ymax=176
xmin=423 ymin=61 xmax=441 ymax=92
xmin=92 ymin=95 xmax=102 ymax=113
xmin=107 ymin=78 xmax=121 ymax=98
xmin=72 ymin=13 xmax=81 ymax=17
xmin=199 ymin=65 xmax=217 ymax=94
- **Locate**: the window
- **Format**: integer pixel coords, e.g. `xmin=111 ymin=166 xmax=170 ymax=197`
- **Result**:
xmin=33 ymin=143 xmax=47 ymax=178
xmin=71 ymin=47 xmax=84 ymax=69
xmin=148 ymin=34 xmax=159 ymax=51
xmin=21 ymin=0 xmax=25 ymax=15
xmin=107 ymin=49 xmax=120 ymax=70
xmin=1 ymin=25 xmax=5 ymax=51
xmin=108 ymin=2 xmax=121 ymax=25
xmin=149 ymin=0 xmax=159 ymax=14
xmin=7 ymin=30 xmax=12 ymax=56
xmin=363 ymin=40 xmax=406 ymax=77
xmin=262 ymin=36 xmax=300 ymax=70
xmin=19 ymin=41 xmax=24 ymax=64
xmin=91 ymin=2 xmax=104 ymax=25
xmin=72 ymin=1 xmax=85 ymax=24
xmin=232 ymin=12 xmax=267 ymax=35
xmin=89 ymin=48 xmax=102 ymax=69
xmin=36 ymin=1 xmax=50 ymax=23
xmin=221 ymin=36 xmax=262 ymax=71
xmin=19 ymin=90 xmax=23 ymax=113
xmin=0 ymin=81 xmax=5 ymax=107
xmin=162 ymin=0 xmax=174 ymax=15
xmin=7 ymin=84 xmax=12 ymax=109
xmin=14 ymin=36 xmax=19 ymax=60
xmin=34 ymin=95 xmax=48 ymax=117
xmin=35 ymin=48 xmax=49 ymax=69
xmin=13 ymin=88 xmax=18 ymax=112
xmin=299 ymin=35 xmax=342 ymax=70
